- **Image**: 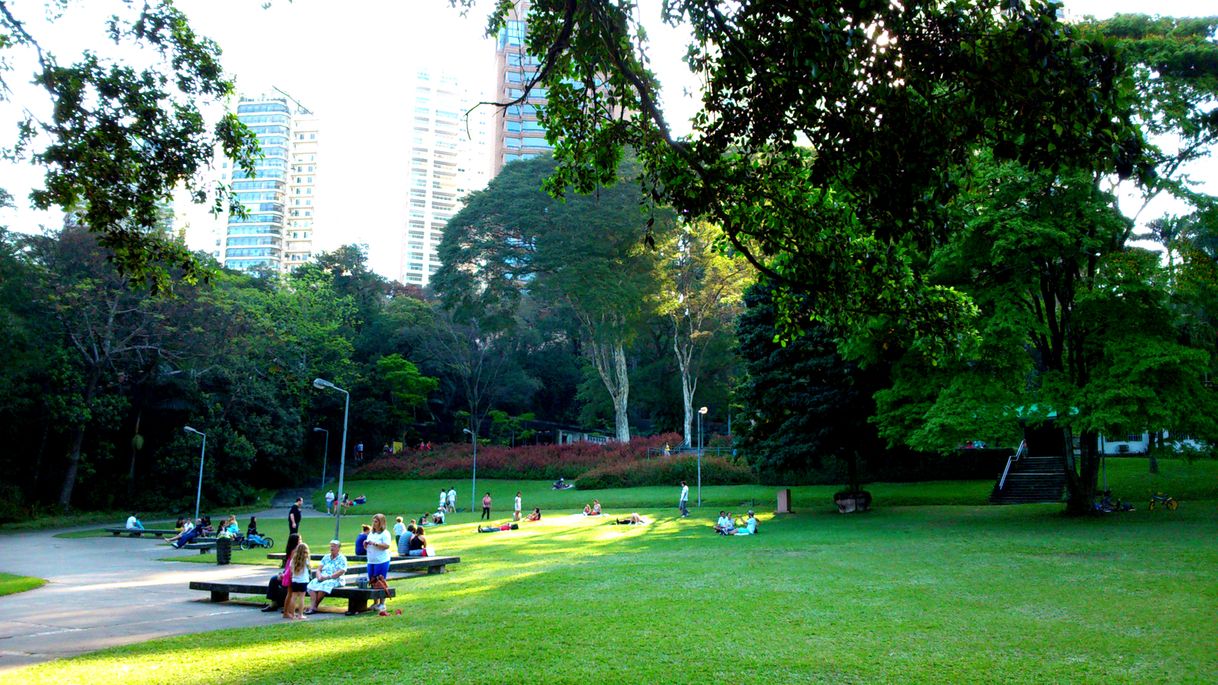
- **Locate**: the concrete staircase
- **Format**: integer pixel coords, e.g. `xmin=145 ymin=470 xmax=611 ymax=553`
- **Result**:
xmin=990 ymin=455 xmax=1067 ymax=504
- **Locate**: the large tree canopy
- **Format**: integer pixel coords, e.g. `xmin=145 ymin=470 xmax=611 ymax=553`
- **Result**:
xmin=470 ymin=0 xmax=1150 ymax=343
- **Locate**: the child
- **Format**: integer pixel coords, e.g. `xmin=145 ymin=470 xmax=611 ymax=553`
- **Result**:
xmin=285 ymin=542 xmax=312 ymax=620
xmin=526 ymin=507 xmax=541 ymax=521
xmin=513 ymin=491 xmax=522 ymax=521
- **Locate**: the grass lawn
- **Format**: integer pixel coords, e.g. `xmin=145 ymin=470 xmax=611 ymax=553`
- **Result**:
xmin=0 ymin=573 xmax=45 ymax=597
xmin=12 ymin=458 xmax=1217 ymax=684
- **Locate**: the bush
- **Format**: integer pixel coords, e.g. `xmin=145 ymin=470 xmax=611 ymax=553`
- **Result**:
xmin=577 ymin=454 xmax=756 ymax=489
xmin=353 ymin=433 xmax=690 ymax=482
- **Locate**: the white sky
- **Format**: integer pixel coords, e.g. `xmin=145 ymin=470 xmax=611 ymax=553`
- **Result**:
xmin=0 ymin=0 xmax=1214 ymax=277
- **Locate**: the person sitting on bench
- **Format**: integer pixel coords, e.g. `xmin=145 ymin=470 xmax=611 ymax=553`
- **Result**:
xmin=526 ymin=508 xmax=541 ymax=521
xmin=406 ymin=527 xmax=429 ymax=557
xmin=165 ymin=518 xmax=192 ymax=544
xmin=713 ymin=511 xmax=734 ymax=535
xmin=306 ymin=540 xmax=348 ymax=614
xmin=170 ymin=519 xmax=205 ymax=548
xmin=478 ymin=523 xmax=519 ymax=533
xmin=125 ymin=512 xmax=144 ymax=531
xmin=398 ymin=525 xmax=415 ymax=556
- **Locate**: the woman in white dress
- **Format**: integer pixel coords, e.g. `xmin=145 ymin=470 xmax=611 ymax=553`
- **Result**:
xmin=305 ymin=540 xmax=348 ymax=613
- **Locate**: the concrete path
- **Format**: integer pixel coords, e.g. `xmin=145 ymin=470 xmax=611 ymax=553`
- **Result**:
xmin=0 ymin=502 xmax=341 ymax=673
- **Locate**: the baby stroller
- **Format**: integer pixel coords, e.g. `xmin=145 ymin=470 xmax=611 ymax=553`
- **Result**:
xmin=239 ymin=532 xmax=275 ymax=550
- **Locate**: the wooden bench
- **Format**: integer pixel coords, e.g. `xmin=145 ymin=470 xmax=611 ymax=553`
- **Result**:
xmin=104 ymin=527 xmax=178 ymax=538
xmin=188 ymin=581 xmax=395 ymax=615
xmin=267 ymin=553 xmax=402 ymax=563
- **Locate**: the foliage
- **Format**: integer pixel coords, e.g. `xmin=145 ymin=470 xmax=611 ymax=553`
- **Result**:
xmin=470 ymin=0 xmax=1149 ymax=345
xmin=0 ymin=0 xmax=257 ymax=289
xmin=576 ymin=454 xmax=754 ymax=489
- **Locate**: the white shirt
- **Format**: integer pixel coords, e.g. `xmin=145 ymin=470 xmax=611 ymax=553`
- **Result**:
xmin=440 ymin=492 xmax=447 ymax=507
xmin=365 ymin=530 xmax=392 ymax=564
xmin=680 ymin=485 xmax=689 ymax=502
xmin=393 ymin=522 xmax=405 ymax=537
xmin=125 ymin=516 xmax=140 ymax=529
xmin=447 ymin=489 xmax=456 ymax=504
xmin=325 ymin=491 xmax=335 ymax=503
xmin=514 ymin=496 xmax=522 ymax=511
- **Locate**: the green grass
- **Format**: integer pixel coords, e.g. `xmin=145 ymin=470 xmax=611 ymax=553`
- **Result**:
xmin=37 ymin=491 xmax=276 ymax=539
xmin=8 ymin=459 xmax=1217 ymax=684
xmin=0 ymin=573 xmax=44 ymax=597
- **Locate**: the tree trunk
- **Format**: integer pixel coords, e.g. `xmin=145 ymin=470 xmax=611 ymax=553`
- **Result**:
xmin=1148 ymin=431 xmax=1160 ymax=474
xmin=58 ymin=371 xmax=100 ymax=513
xmin=127 ymin=409 xmax=142 ymax=500
xmin=611 ymin=344 xmax=631 ymax=443
xmin=1065 ymin=429 xmax=1101 ymax=515
xmin=681 ymin=376 xmax=694 ymax=447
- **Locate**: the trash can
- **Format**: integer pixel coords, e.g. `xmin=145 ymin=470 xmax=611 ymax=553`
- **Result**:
xmin=216 ymin=537 xmax=232 ymax=565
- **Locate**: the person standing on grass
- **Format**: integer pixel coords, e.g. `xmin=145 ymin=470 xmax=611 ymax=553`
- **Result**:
xmin=365 ymin=514 xmax=393 ymax=614
xmin=288 ymin=497 xmax=302 ymax=536
xmin=679 ymin=481 xmax=689 ymax=517
xmin=481 ymin=492 xmax=493 ymax=520
xmin=447 ymin=486 xmax=456 ymax=513
xmin=325 ymin=490 xmax=335 ymax=515
xmin=393 ymin=516 xmax=406 ymax=544
xmin=514 ymin=491 xmax=522 ymax=521
xmin=439 ymin=489 xmax=448 ymax=511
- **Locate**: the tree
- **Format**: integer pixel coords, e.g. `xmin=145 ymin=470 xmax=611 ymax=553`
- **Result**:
xmin=874 ymin=159 xmax=1218 ymax=514
xmin=435 ymin=156 xmax=674 ymax=441
xmin=654 ymin=221 xmax=751 ymax=446
xmin=375 ymin=353 xmax=439 ymax=444
xmin=467 ymin=0 xmax=1148 ymax=342
xmin=736 ymin=281 xmax=885 ymax=491
xmin=0 ymin=0 xmax=257 ymax=288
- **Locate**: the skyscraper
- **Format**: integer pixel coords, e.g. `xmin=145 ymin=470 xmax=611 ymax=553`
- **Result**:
xmin=401 ymin=69 xmax=491 ymax=286
xmin=493 ymin=0 xmax=554 ymax=174
xmin=222 ymin=93 xmax=320 ymax=274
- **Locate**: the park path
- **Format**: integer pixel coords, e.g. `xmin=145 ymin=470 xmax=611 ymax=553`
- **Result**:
xmin=0 ymin=500 xmax=336 ymax=673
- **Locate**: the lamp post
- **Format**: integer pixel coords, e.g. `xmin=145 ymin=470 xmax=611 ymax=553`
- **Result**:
xmin=312 ymin=378 xmax=349 ymax=540
xmin=697 ymin=406 xmax=708 ymax=507
xmin=313 ymin=427 xmax=329 ymax=488
xmin=463 ymin=427 xmax=478 ymax=514
xmin=183 ymin=426 xmax=206 ymax=524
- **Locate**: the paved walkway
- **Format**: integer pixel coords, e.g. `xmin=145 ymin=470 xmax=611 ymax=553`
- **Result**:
xmin=0 ymin=502 xmax=338 ymax=673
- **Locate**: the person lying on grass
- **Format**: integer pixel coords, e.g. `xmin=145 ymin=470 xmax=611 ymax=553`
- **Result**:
xmin=612 ymin=513 xmax=647 ymax=525
xmin=478 ymin=523 xmax=519 ymax=533
xmin=714 ymin=511 xmax=736 ymax=535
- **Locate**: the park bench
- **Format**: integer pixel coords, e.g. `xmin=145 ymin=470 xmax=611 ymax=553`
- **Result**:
xmin=267 ymin=554 xmax=459 ymax=576
xmin=104 ymin=527 xmax=178 ymax=538
xmin=183 ymin=541 xmax=216 ymax=554
xmin=267 ymin=553 xmax=398 ymax=563
xmin=188 ymin=581 xmax=395 ymax=615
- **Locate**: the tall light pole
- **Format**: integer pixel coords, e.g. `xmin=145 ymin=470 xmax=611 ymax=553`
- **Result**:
xmin=463 ymin=427 xmax=478 ymax=514
xmin=697 ymin=406 xmax=708 ymax=507
xmin=183 ymin=426 xmax=206 ymax=524
xmin=313 ymin=427 xmax=329 ymax=488
xmin=313 ymin=378 xmax=349 ymax=540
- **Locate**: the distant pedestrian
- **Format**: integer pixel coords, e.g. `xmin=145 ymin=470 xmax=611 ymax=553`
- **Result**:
xmin=355 ymin=442 xmax=364 ymax=460
xmin=439 ymin=489 xmax=448 ymax=511
xmin=679 ymin=481 xmax=689 ymax=518
xmin=325 ymin=490 xmax=335 ymax=515
xmin=446 ymin=487 xmax=456 ymax=513
xmin=481 ymin=492 xmax=492 ymax=520
xmin=513 ymin=491 xmax=522 ymax=521
xmin=288 ymin=497 xmax=302 ymax=535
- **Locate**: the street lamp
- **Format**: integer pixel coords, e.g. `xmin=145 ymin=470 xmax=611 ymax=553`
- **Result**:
xmin=463 ymin=427 xmax=478 ymax=514
xmin=183 ymin=426 xmax=206 ymax=524
xmin=697 ymin=406 xmax=708 ymax=507
xmin=313 ymin=427 xmax=329 ymax=489
xmin=312 ymin=378 xmax=349 ymax=540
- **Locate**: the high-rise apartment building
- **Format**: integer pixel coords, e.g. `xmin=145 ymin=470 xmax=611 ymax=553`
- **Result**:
xmin=493 ymin=0 xmax=554 ymax=174
xmin=222 ymin=93 xmax=320 ymax=274
xmin=401 ymin=69 xmax=491 ymax=286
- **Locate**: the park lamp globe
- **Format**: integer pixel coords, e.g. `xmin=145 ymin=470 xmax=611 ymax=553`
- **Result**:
xmin=312 ymin=378 xmax=335 ymax=391
xmin=184 ymin=425 xmax=203 ymax=436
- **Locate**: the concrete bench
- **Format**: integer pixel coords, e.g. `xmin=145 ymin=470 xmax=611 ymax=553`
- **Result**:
xmin=267 ymin=553 xmax=401 ymax=563
xmin=104 ymin=527 xmax=178 ymax=538
xmin=188 ymin=581 xmax=395 ymax=615
xmin=268 ymin=555 xmax=458 ymax=575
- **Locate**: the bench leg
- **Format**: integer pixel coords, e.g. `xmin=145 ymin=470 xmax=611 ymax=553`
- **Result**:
xmin=209 ymin=590 xmax=230 ymax=603
xmin=346 ymin=596 xmax=369 ymax=615
xmin=427 ymin=565 xmax=445 ymax=574
xmin=112 ymin=531 xmax=121 ymax=536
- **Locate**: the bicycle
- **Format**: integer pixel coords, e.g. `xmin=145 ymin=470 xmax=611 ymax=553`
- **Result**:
xmin=1148 ymin=493 xmax=1178 ymax=511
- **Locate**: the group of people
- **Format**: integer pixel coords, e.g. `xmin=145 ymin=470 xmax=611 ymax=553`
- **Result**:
xmin=269 ymin=535 xmax=351 ymax=620
xmin=438 ymin=487 xmax=457 ymax=513
xmin=713 ymin=510 xmax=758 ymax=536
xmin=581 ymin=499 xmax=602 ymax=516
xmin=391 ymin=516 xmax=436 ymax=557
xmin=322 ymin=491 xmax=368 ymax=516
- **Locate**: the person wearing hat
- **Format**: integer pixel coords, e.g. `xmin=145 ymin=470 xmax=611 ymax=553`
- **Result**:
xmin=730 ymin=511 xmax=758 ymax=536
xmin=305 ymin=539 xmax=348 ymax=614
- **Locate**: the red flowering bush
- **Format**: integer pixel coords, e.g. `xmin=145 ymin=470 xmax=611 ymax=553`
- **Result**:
xmin=351 ymin=432 xmax=755 ymax=488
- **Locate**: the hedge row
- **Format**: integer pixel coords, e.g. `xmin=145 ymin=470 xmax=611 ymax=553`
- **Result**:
xmin=576 ymin=454 xmax=756 ymax=489
xmin=352 ymin=433 xmax=721 ymax=485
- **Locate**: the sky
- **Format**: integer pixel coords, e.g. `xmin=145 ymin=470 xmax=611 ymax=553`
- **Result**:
xmin=0 ymin=0 xmax=1215 ymax=278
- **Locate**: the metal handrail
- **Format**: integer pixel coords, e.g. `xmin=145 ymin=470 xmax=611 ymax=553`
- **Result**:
xmin=997 ymin=440 xmax=1027 ymax=491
